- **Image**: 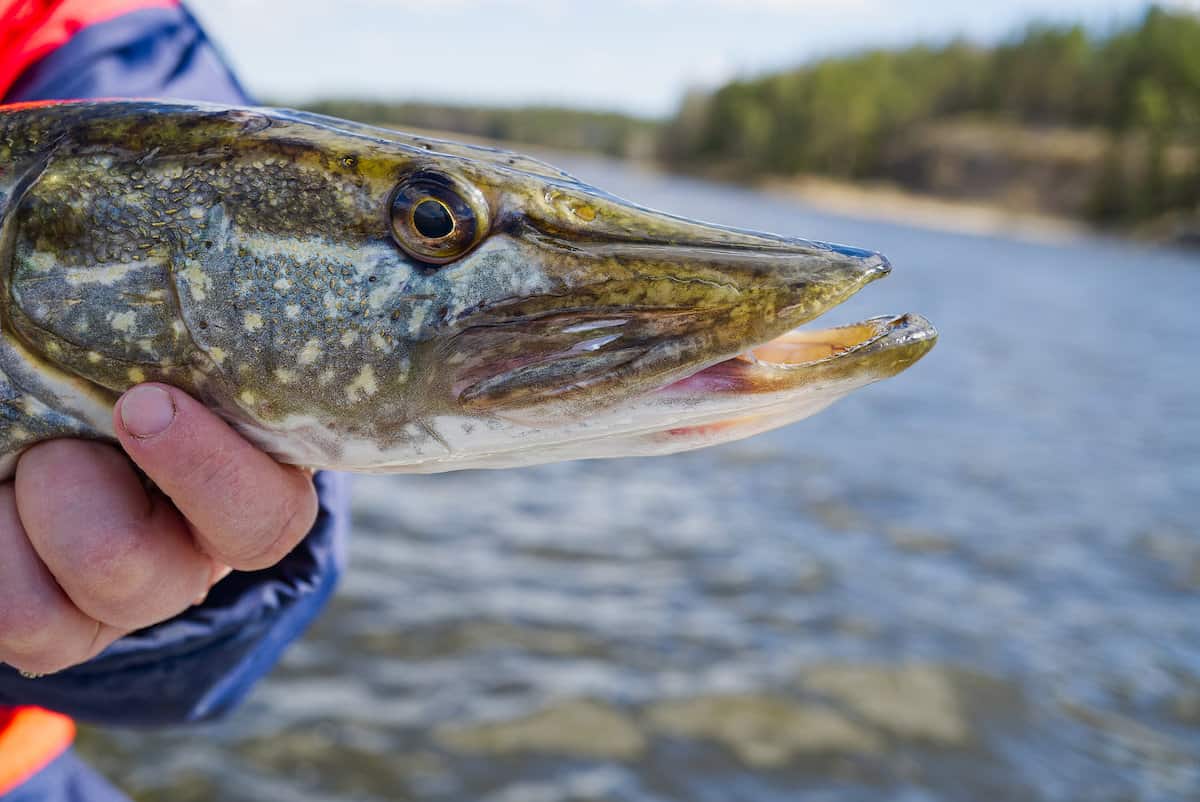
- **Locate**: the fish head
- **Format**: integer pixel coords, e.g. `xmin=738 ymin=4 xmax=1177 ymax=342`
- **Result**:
xmin=244 ymin=114 xmax=937 ymax=470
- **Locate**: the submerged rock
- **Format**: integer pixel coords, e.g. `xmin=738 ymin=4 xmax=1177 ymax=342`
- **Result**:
xmin=436 ymin=699 xmax=646 ymax=761
xmin=645 ymin=694 xmax=881 ymax=767
xmin=801 ymin=664 xmax=972 ymax=745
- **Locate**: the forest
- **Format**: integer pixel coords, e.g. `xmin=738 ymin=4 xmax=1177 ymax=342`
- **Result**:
xmin=659 ymin=6 xmax=1200 ymax=229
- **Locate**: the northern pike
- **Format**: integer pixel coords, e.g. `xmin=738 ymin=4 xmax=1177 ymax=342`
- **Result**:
xmin=0 ymin=100 xmax=936 ymax=476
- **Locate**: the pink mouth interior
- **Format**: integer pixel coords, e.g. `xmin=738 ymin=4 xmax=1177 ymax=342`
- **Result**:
xmin=739 ymin=322 xmax=881 ymax=365
xmin=661 ymin=321 xmax=883 ymax=394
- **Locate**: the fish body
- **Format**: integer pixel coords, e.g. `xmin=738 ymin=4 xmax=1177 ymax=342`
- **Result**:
xmin=0 ymin=100 xmax=936 ymax=476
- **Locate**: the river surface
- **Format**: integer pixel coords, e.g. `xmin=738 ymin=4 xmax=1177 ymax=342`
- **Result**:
xmin=80 ymin=156 xmax=1200 ymax=802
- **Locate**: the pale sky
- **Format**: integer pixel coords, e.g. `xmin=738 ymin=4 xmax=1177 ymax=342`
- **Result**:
xmin=187 ymin=0 xmax=1197 ymax=117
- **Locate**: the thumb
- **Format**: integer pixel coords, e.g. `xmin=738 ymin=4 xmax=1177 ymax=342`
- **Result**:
xmin=113 ymin=384 xmax=318 ymax=570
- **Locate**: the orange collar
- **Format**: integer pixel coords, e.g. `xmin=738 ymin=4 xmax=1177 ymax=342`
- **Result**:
xmin=0 ymin=706 xmax=76 ymax=795
xmin=0 ymin=0 xmax=179 ymax=99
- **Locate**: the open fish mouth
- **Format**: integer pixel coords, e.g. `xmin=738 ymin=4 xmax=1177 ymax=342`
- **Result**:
xmin=644 ymin=313 xmax=938 ymax=443
xmin=663 ymin=312 xmax=938 ymax=395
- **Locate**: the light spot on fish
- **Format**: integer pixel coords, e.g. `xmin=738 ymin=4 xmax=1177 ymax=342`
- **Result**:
xmin=298 ymin=339 xmax=322 ymax=366
xmin=109 ymin=311 xmax=136 ymax=332
xmin=340 ymin=330 xmax=357 ymax=347
xmin=243 ymin=312 xmax=264 ymax=332
xmin=345 ymin=365 xmax=378 ymax=401
xmin=24 ymin=251 xmax=59 ymax=273
xmin=238 ymin=233 xmax=392 ymax=276
xmin=181 ymin=262 xmax=212 ymax=301
xmin=209 ymin=346 xmax=227 ymax=365
xmin=45 ymin=341 xmax=62 ymax=356
xmin=128 ymin=367 xmax=145 ymax=383
xmin=239 ymin=390 xmax=257 ymax=406
xmin=285 ymin=304 xmax=301 ymax=318
xmin=36 ymin=174 xmax=65 ymax=192
xmin=11 ymin=426 xmax=29 ymax=440
xmin=274 ymin=367 xmax=296 ymax=384
xmin=86 ymin=351 xmax=102 ymax=364
xmin=20 ymin=395 xmax=47 ymax=416
xmin=63 ymin=262 xmax=142 ymax=287
xmin=370 ymin=332 xmax=391 ymax=352
xmin=408 ymin=304 xmax=428 ymax=335
xmin=318 ymin=369 xmax=335 ymax=385
xmin=274 ymin=277 xmax=292 ymax=292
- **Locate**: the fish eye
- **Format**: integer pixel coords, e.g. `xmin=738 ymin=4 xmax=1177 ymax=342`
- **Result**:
xmin=390 ymin=170 xmax=489 ymax=265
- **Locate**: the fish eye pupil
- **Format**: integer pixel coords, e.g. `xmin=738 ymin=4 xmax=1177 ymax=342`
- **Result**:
xmin=412 ymin=199 xmax=455 ymax=239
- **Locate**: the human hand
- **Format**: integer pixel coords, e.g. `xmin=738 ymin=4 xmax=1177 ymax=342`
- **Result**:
xmin=0 ymin=384 xmax=318 ymax=676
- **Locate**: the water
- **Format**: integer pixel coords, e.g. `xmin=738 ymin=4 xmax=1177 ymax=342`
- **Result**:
xmin=79 ymin=157 xmax=1200 ymax=802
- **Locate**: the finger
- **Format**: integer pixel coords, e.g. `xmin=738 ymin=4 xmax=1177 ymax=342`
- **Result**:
xmin=0 ymin=483 xmax=125 ymax=674
xmin=114 ymin=384 xmax=318 ymax=570
xmin=15 ymin=440 xmax=216 ymax=631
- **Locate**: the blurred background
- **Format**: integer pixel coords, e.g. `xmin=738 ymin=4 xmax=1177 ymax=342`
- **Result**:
xmin=82 ymin=2 xmax=1199 ymax=800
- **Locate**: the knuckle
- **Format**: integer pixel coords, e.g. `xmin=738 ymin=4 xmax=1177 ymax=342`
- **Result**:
xmin=287 ymin=500 xmax=319 ymax=543
xmin=0 ymin=610 xmax=88 ymax=676
xmin=3 ymin=655 xmax=54 ymax=676
xmin=2 ymin=649 xmax=80 ymax=677
xmin=0 ymin=602 xmax=55 ymax=655
xmin=53 ymin=526 xmax=153 ymax=623
xmin=179 ymin=445 xmax=243 ymax=497
xmin=276 ymin=483 xmax=318 ymax=543
xmin=18 ymin=438 xmax=73 ymax=470
xmin=57 ymin=521 xmax=138 ymax=584
xmin=225 ymin=482 xmax=316 ymax=570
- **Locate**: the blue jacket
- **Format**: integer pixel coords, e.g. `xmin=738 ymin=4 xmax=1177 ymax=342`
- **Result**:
xmin=0 ymin=5 xmax=349 ymax=799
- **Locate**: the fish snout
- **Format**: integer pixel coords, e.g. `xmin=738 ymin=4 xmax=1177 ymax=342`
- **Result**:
xmin=521 ymin=182 xmax=892 ymax=329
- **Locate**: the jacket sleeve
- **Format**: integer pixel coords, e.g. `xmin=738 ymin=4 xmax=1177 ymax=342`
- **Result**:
xmin=0 ymin=3 xmax=351 ymax=727
xmin=2 ymin=3 xmax=251 ymax=106
xmin=0 ymin=472 xmax=350 ymax=726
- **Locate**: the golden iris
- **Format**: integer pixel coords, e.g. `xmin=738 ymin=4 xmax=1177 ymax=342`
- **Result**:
xmin=390 ymin=171 xmax=489 ymax=264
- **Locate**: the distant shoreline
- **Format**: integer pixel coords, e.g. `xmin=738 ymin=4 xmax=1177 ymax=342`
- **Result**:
xmin=759 ymin=175 xmax=1090 ymax=244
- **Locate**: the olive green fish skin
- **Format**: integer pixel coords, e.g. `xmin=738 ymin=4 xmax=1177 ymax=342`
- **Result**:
xmin=0 ymin=100 xmax=932 ymax=473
